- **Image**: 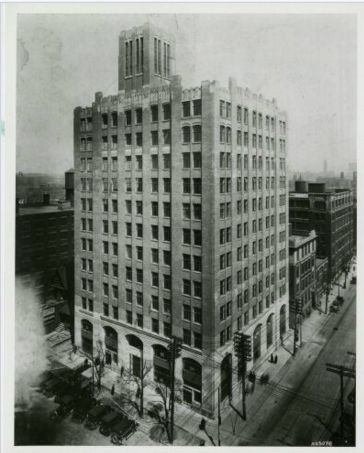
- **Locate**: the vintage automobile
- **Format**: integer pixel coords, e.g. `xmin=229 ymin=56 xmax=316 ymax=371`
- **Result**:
xmin=50 ymin=394 xmax=76 ymax=421
xmin=350 ymin=276 xmax=356 ymax=284
xmin=146 ymin=401 xmax=163 ymax=419
xmin=84 ymin=404 xmax=113 ymax=430
xmin=99 ymin=410 xmax=125 ymax=436
xmin=110 ymin=418 xmax=138 ymax=445
xmin=330 ymin=305 xmax=339 ymax=313
xmin=42 ymin=377 xmax=63 ymax=398
xmin=71 ymin=396 xmax=98 ymax=424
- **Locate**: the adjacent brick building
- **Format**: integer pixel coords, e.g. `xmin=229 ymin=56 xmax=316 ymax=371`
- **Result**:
xmin=74 ymin=23 xmax=289 ymax=417
xmin=16 ymin=203 xmax=75 ymax=333
xmin=288 ymin=230 xmax=317 ymax=326
xmin=289 ymin=181 xmax=354 ymax=282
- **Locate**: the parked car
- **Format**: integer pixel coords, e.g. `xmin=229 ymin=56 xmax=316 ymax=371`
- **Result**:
xmin=71 ymin=396 xmax=98 ymax=424
xmin=110 ymin=418 xmax=138 ymax=445
xmin=330 ymin=305 xmax=339 ymax=313
xmin=85 ymin=404 xmax=113 ymax=430
xmin=337 ymin=296 xmax=345 ymax=306
xmin=350 ymin=276 xmax=356 ymax=284
xmin=42 ymin=377 xmax=62 ymax=398
xmin=146 ymin=401 xmax=163 ymax=419
xmin=50 ymin=394 xmax=76 ymax=421
xmin=99 ymin=410 xmax=125 ymax=436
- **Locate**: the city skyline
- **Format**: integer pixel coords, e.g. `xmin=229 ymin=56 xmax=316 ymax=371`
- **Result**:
xmin=16 ymin=14 xmax=356 ymax=175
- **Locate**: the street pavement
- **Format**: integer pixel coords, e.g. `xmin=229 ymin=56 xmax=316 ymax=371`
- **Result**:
xmin=15 ymin=266 xmax=356 ymax=447
xmin=208 ymin=268 xmax=356 ymax=446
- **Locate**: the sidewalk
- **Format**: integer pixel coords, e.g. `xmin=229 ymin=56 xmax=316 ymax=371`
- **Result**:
xmin=50 ymin=265 xmax=355 ymax=446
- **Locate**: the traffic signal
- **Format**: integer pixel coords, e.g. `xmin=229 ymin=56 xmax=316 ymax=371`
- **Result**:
xmin=169 ymin=336 xmax=182 ymax=359
xmin=243 ymin=335 xmax=252 ymax=362
xmin=234 ymin=332 xmax=244 ymax=357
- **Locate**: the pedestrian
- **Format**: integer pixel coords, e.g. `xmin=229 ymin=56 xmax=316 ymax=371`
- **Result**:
xmin=120 ymin=366 xmax=124 ymax=377
xmin=111 ymin=384 xmax=115 ymax=396
xmin=270 ymin=353 xmax=274 ymax=363
xmin=274 ymin=355 xmax=278 ymax=364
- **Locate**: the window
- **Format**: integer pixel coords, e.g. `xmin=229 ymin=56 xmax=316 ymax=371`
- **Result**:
xmin=194 ymin=281 xmax=202 ymax=298
xmin=126 ymin=267 xmax=132 ymax=281
xmin=104 ymin=303 xmax=109 ymax=317
xmin=193 ymin=125 xmax=202 ymax=143
xmin=151 ymin=178 xmax=158 ymax=193
xmin=163 ymin=154 xmax=171 ymax=169
xmin=136 ymin=224 xmax=143 ymax=238
xmin=164 ymin=226 xmax=171 ymax=242
xmin=183 ymin=178 xmax=191 ymax=194
xmin=163 ymin=178 xmax=171 ymax=193
xmin=183 ymin=254 xmax=191 ymax=270
xmin=151 ymin=105 xmax=158 ymax=122
xmin=193 ymin=204 xmax=201 ymax=220
xmin=183 ymin=329 xmax=191 ymax=346
xmin=183 ymin=304 xmax=191 ymax=321
xmin=220 ymin=126 xmax=225 ymax=143
xmin=151 ymin=225 xmax=158 ymax=240
xmin=163 ymin=103 xmax=171 ymax=121
xmin=103 ymin=241 xmax=109 ymax=254
xmin=125 ymin=110 xmax=132 ymax=125
xmin=136 ymin=246 xmax=143 ymax=261
xmin=194 ymin=230 xmax=202 ymax=246
xmin=136 ymin=201 xmax=143 ymax=215
xmin=183 ymin=229 xmax=191 ymax=245
xmin=163 ymin=129 xmax=170 ymax=145
xmin=136 ymin=132 xmax=143 ymax=147
xmin=226 ymin=127 xmax=231 ymax=144
xmin=137 ymin=314 xmax=143 ymax=328
xmin=103 ymin=283 xmax=109 ymax=297
xmin=183 ymin=152 xmax=191 ymax=168
xmin=112 ymin=199 xmax=117 ymax=213
xmin=183 ymin=279 xmax=191 ymax=295
xmin=193 ymin=178 xmax=201 ymax=194
xmin=135 ymin=108 xmax=143 ymax=124
xmin=152 ymin=272 xmax=159 ymax=288
xmin=136 ymin=155 xmax=143 ymax=170
xmin=163 ymin=202 xmax=171 ymax=218
xmin=237 ymin=130 xmax=242 ymax=146
xmin=151 ymin=131 xmax=159 ymax=146
xmin=194 ymin=255 xmax=202 ymax=272
xmin=193 ymin=99 xmax=202 ymax=116
xmin=193 ymin=152 xmax=202 ymax=168
xmin=194 ymin=307 xmax=202 ymax=324
xmin=125 ymin=133 xmax=132 ymax=146
xmin=152 ymin=319 xmax=159 ymax=334
xmin=164 ymin=322 xmax=171 ymax=338
xmin=164 ymin=275 xmax=171 ymax=291
xmin=182 ymin=126 xmax=191 ymax=143
xmin=163 ymin=250 xmax=171 ymax=266
xmin=182 ymin=101 xmax=191 ymax=118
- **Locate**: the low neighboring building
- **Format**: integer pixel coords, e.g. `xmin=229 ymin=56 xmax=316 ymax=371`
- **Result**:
xmin=16 ymin=202 xmax=74 ymax=335
xmin=65 ymin=168 xmax=75 ymax=207
xmin=289 ymin=230 xmax=317 ymax=327
xmin=316 ymin=257 xmax=329 ymax=309
xmin=289 ymin=181 xmax=354 ymax=282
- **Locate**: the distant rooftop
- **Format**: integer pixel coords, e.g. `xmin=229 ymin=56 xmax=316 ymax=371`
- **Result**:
xmin=289 ymin=230 xmax=317 ymax=248
xmin=17 ymin=203 xmax=73 ymax=216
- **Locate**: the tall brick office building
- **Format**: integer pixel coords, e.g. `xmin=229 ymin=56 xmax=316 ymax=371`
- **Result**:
xmin=289 ymin=180 xmax=354 ymax=282
xmin=74 ymin=23 xmax=289 ymax=417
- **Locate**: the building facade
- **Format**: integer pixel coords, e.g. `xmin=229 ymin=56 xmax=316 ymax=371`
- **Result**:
xmin=315 ymin=256 xmax=329 ymax=308
xmin=288 ymin=230 xmax=317 ymax=327
xmin=16 ymin=204 xmax=75 ymax=333
xmin=74 ymin=23 xmax=289 ymax=417
xmin=289 ymin=181 xmax=354 ymax=282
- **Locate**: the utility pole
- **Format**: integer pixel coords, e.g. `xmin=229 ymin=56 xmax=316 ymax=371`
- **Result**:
xmin=325 ymin=271 xmax=330 ymax=314
xmin=292 ymin=299 xmax=302 ymax=357
xmin=234 ymin=332 xmax=252 ymax=420
xmin=217 ymin=387 xmax=221 ymax=446
xmin=168 ymin=336 xmax=182 ymax=444
xmin=326 ymin=363 xmax=356 ymax=445
xmin=140 ymin=347 xmax=144 ymax=417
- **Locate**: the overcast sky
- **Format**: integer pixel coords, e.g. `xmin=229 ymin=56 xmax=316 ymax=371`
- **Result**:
xmin=16 ymin=13 xmax=357 ymax=176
